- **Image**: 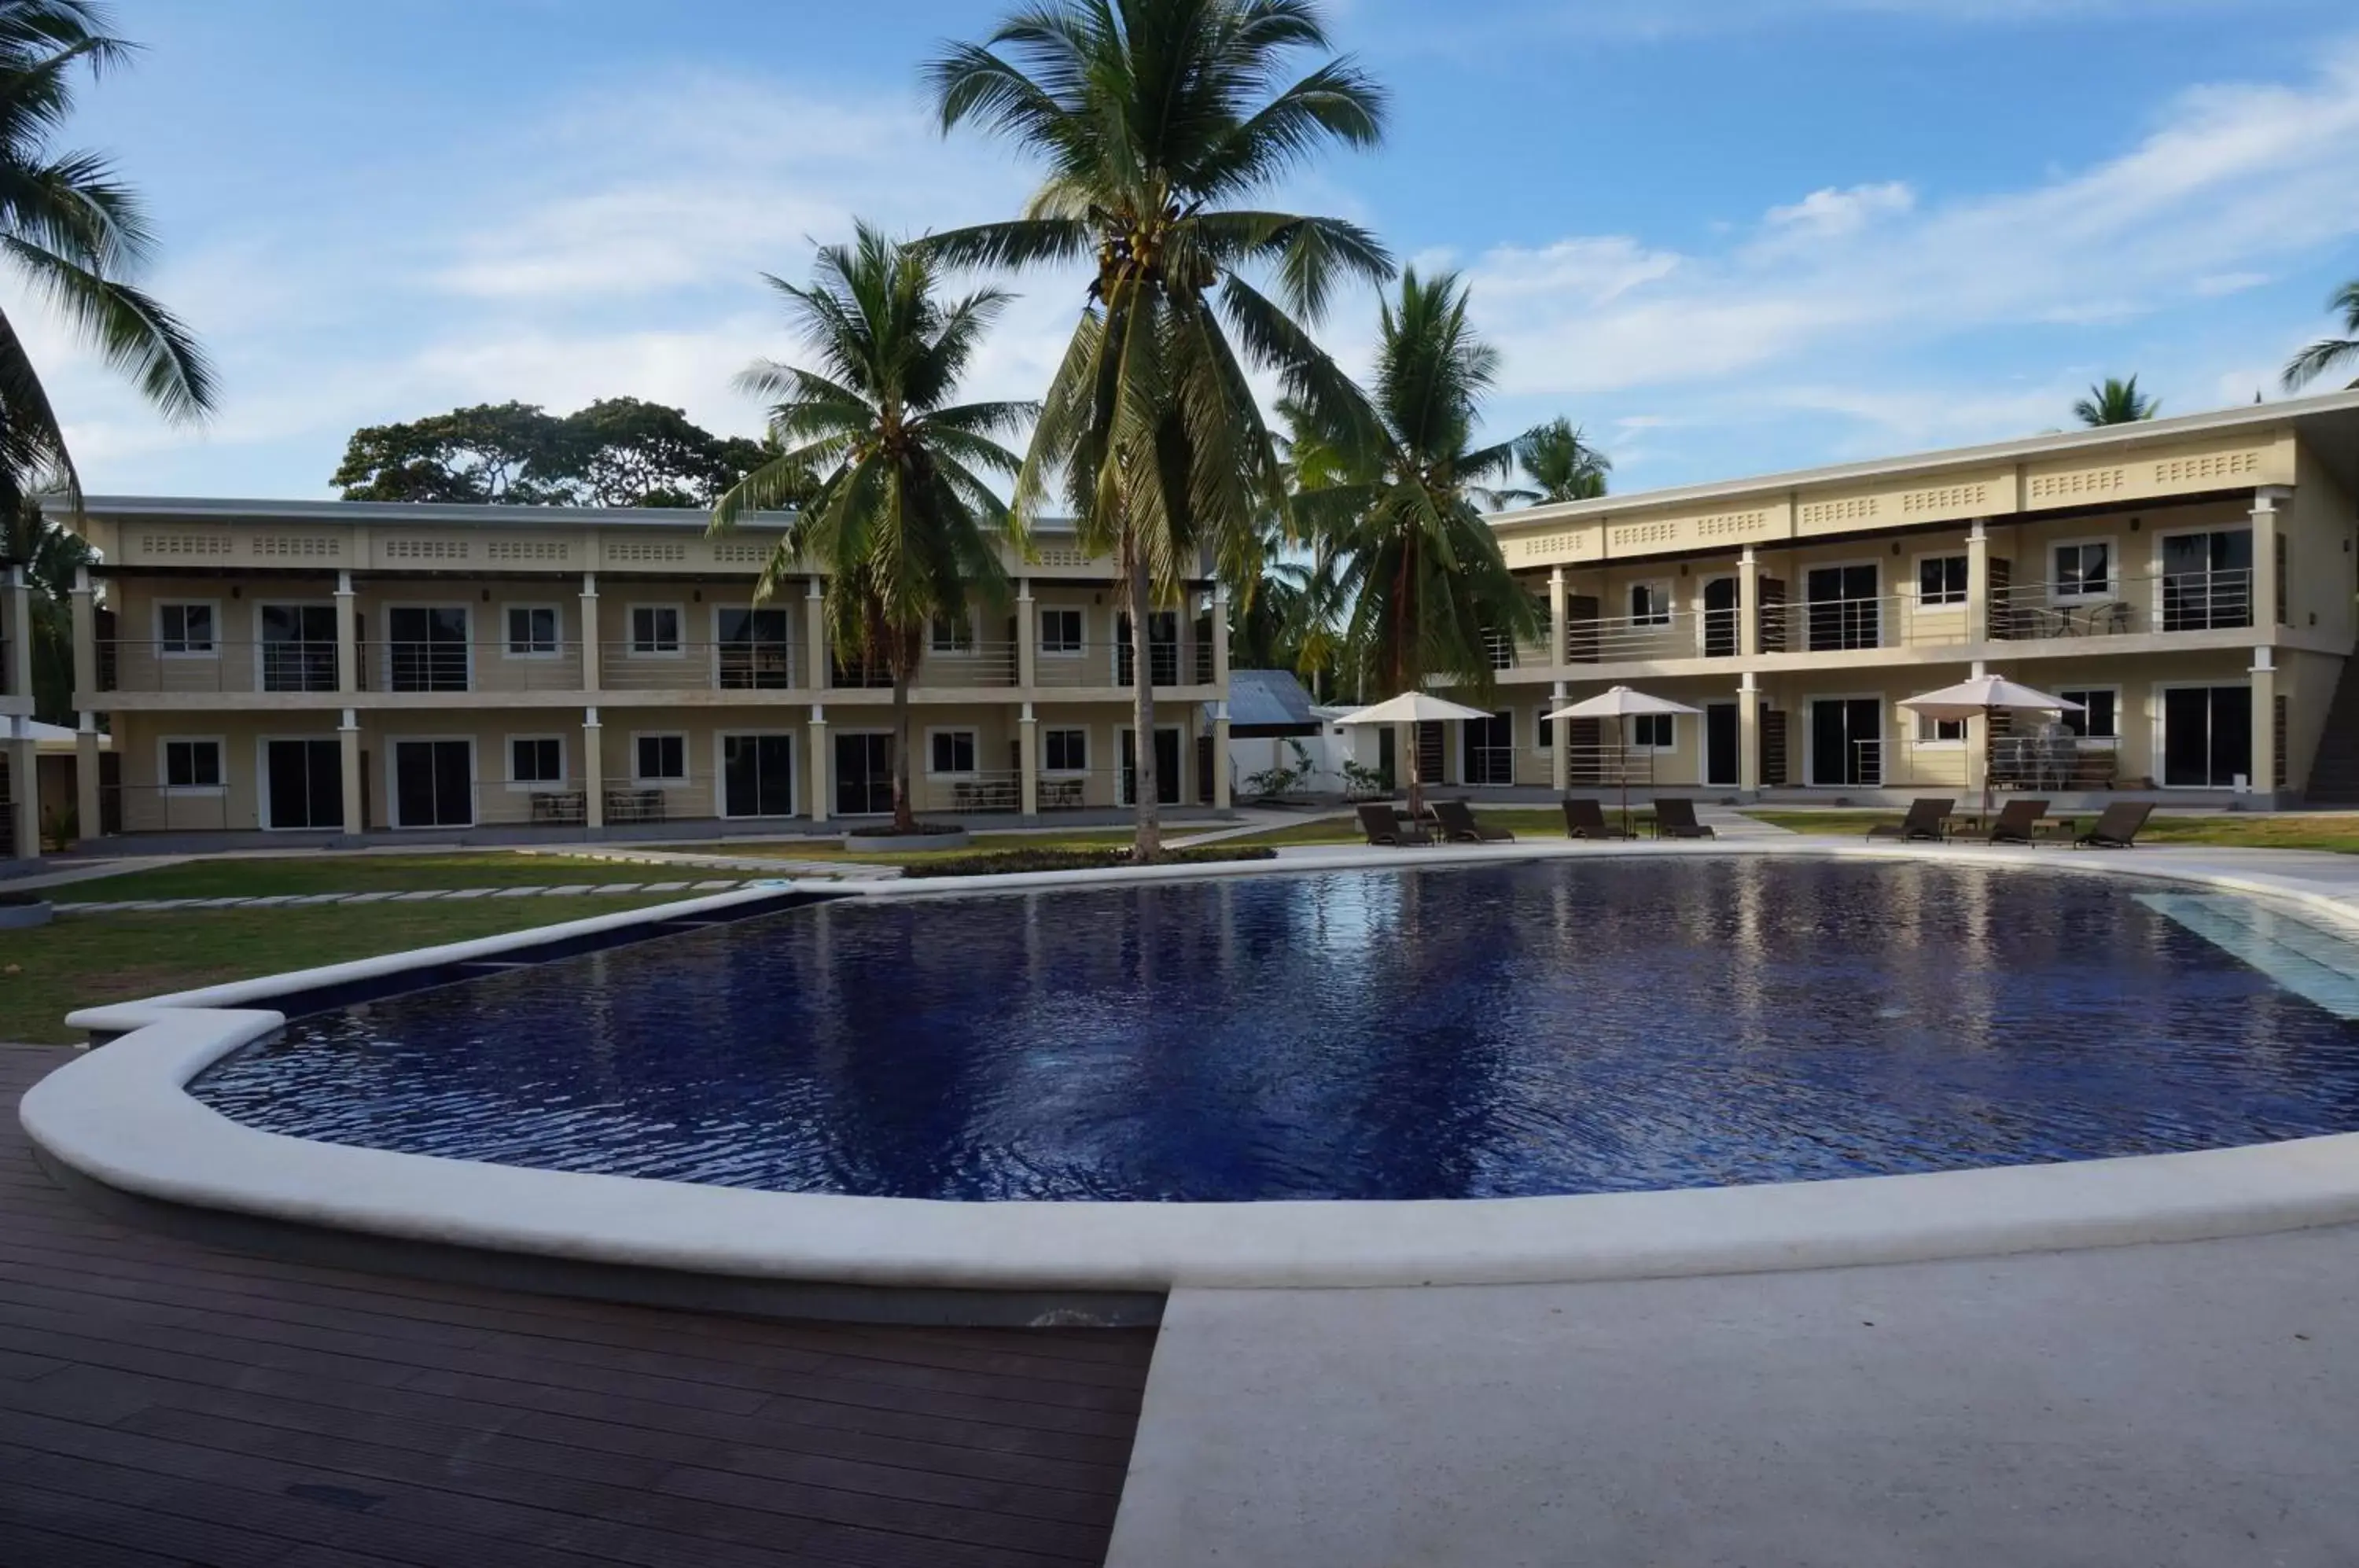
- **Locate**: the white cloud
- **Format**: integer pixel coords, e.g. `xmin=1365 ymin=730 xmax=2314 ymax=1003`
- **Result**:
xmin=1761 ymin=181 xmax=1915 ymax=239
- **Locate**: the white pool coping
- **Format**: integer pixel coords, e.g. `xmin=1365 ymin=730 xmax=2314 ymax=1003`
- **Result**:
xmin=24 ymin=842 xmax=2359 ymax=1293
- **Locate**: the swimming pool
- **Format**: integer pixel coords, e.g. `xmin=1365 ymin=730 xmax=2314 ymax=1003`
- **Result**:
xmin=190 ymin=859 xmax=2359 ymax=1202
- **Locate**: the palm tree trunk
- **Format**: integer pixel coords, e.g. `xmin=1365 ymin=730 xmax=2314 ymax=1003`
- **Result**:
xmin=1126 ymin=547 xmax=1161 ymax=863
xmin=891 ymin=670 xmax=917 ymax=834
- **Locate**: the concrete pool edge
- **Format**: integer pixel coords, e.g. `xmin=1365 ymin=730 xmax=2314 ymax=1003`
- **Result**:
xmin=24 ymin=843 xmax=2359 ymax=1301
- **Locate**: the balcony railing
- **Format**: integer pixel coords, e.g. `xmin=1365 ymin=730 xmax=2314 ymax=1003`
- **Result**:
xmin=599 ymin=642 xmax=801 ymax=692
xmin=1986 ymin=569 xmax=2252 ymax=641
xmin=914 ymin=642 xmax=1019 ymax=688
xmin=1564 ymin=610 xmax=1695 ymax=664
xmin=100 ymin=639 xmax=348 ymax=694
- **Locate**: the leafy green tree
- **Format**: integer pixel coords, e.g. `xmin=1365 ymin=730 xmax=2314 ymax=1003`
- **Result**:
xmin=561 ymin=396 xmax=767 ymax=507
xmin=2282 ymin=280 xmax=2359 ymax=393
xmin=0 ymin=490 xmax=90 ymax=723
xmin=1300 ymin=269 xmax=1539 ymax=811
xmin=2072 ymin=375 xmax=2158 ymax=427
xmin=710 ymin=223 xmax=1032 ymax=834
xmin=1510 ymin=416 xmax=1610 ymax=502
xmin=0 ymin=0 xmax=215 ymax=500
xmin=331 ymin=399 xmax=778 ymax=506
xmin=922 ymin=0 xmax=1392 ymax=859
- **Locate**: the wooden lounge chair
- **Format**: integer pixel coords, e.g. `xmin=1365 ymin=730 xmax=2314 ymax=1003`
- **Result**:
xmin=1357 ymin=802 xmax=1433 ymax=847
xmin=1433 ymin=799 xmax=1513 ymax=843
xmin=1562 ymin=798 xmax=1629 ymax=840
xmin=1866 ymin=797 xmax=1954 ymax=841
xmin=1652 ymin=797 xmax=1717 ymax=839
xmin=2074 ymin=801 xmax=2153 ymax=849
xmin=1985 ymin=797 xmax=2050 ymax=845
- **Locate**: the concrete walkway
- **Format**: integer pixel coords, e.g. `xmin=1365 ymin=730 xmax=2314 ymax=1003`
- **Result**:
xmin=1110 ymin=1224 xmax=2359 ymax=1567
xmin=53 ymin=878 xmax=763 ymax=913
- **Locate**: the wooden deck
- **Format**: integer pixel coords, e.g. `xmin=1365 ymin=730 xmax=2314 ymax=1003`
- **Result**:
xmin=0 ymin=1047 xmax=1154 ymax=1567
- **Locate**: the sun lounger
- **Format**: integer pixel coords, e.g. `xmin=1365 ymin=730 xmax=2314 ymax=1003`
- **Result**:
xmin=1652 ymin=797 xmax=1717 ymax=839
xmin=1358 ymin=803 xmax=1434 ymax=847
xmin=1433 ymin=799 xmax=1513 ymax=843
xmin=2074 ymin=801 xmax=2153 ymax=849
xmin=1562 ymin=798 xmax=1628 ymax=840
xmin=1866 ymin=797 xmax=1954 ymax=841
xmin=1985 ymin=797 xmax=2050 ymax=845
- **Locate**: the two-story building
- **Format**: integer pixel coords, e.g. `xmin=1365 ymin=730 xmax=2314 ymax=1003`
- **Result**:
xmin=1400 ymin=391 xmax=2359 ymax=809
xmin=41 ymin=499 xmax=1231 ymax=855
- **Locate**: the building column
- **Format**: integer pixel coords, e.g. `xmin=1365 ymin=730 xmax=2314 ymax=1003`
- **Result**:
xmin=581 ymin=706 xmax=605 ymax=831
xmin=806 ymin=579 xmax=828 ymax=691
xmin=1210 ymin=583 xmax=1231 ymax=691
xmin=1737 ymin=547 xmax=1761 ymax=660
xmin=1019 ymin=702 xmax=1040 ymax=817
xmin=7 ymin=730 xmax=35 ymax=863
xmin=579 ymin=571 xmax=601 ymax=694
xmin=1212 ymin=713 xmax=1232 ymax=810
xmin=338 ymin=707 xmax=363 ymax=837
xmin=1966 ymin=519 xmax=1991 ymax=646
xmin=4 ymin=566 xmax=31 ymax=708
xmin=75 ymin=716 xmax=99 ymax=845
xmin=1549 ymin=679 xmax=1570 ymax=794
xmin=1547 ymin=567 xmax=1568 ymax=675
xmin=1016 ymin=579 xmax=1037 ymax=691
xmin=69 ymin=562 xmax=94 ymax=706
xmin=2251 ymin=646 xmax=2278 ymax=799
xmin=66 ymin=563 xmax=98 ymax=844
xmin=2253 ymin=486 xmax=2290 ymax=628
xmin=1738 ymin=674 xmax=1761 ymax=796
xmin=334 ymin=569 xmax=358 ymax=695
xmin=808 ymin=705 xmax=830 ymax=823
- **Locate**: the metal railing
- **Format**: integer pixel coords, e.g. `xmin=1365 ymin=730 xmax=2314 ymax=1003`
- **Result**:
xmin=914 ymin=642 xmax=1019 ymax=688
xmin=599 ymin=642 xmax=801 ymax=691
xmin=1563 ymin=610 xmax=1694 ymax=664
xmin=100 ymin=639 xmax=348 ymax=694
xmin=1985 ymin=568 xmax=2252 ymax=641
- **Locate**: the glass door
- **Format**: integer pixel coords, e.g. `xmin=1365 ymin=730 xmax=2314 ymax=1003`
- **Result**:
xmin=2160 ymin=530 xmax=2254 ymax=631
xmin=717 ymin=608 xmax=793 ymax=689
xmin=723 ymin=734 xmax=795 ymax=817
xmin=392 ymin=740 xmax=473 ymax=827
xmin=1705 ymin=702 xmax=1740 ymax=787
xmin=1805 ymin=565 xmax=1880 ymax=650
xmin=1702 ymin=578 xmax=1739 ymax=657
xmin=265 ymin=739 xmax=343 ymax=830
xmin=834 ymin=732 xmax=894 ymax=815
xmin=1120 ymin=728 xmax=1183 ymax=805
xmin=1809 ymin=698 xmax=1882 ymax=786
xmin=387 ymin=607 xmax=469 ymax=691
xmin=1460 ymin=712 xmax=1515 ymax=786
xmin=2162 ymin=686 xmax=2252 ymax=787
xmin=260 ymin=605 xmax=338 ymax=692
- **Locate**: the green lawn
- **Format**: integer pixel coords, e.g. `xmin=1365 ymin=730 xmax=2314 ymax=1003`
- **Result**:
xmin=1226 ymin=806 xmax=1644 ymax=846
xmin=1743 ymin=809 xmax=2359 ymax=852
xmin=46 ymin=852 xmax=683 ymax=902
xmin=661 ymin=829 xmax=1148 ymax=863
xmin=0 ymin=896 xmax=679 ymax=1045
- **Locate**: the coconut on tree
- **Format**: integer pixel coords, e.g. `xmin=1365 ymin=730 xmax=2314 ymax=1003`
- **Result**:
xmin=2282 ymin=280 xmax=2359 ymax=393
xmin=922 ymin=0 xmax=1393 ymax=860
xmin=708 ymin=223 xmax=1033 ymax=837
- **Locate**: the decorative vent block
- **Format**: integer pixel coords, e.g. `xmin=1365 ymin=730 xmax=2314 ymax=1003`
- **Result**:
xmin=1610 ymin=520 xmax=1680 ymax=549
xmin=2152 ymin=451 xmax=2259 ymax=487
xmin=385 ymin=538 xmax=472 ymax=561
xmin=1799 ymin=496 xmax=1880 ymax=527
xmin=487 ymin=539 xmax=569 ymax=562
xmin=710 ymin=542 xmax=769 ymax=565
xmin=252 ymin=534 xmax=341 ymax=558
xmin=2029 ymin=468 xmax=2125 ymax=501
xmin=1516 ymin=531 xmax=1584 ymax=560
xmin=1031 ymin=546 xmax=1090 ymax=569
xmin=606 ymin=541 xmax=688 ymax=564
xmin=1900 ymin=484 xmax=1988 ymax=514
xmin=141 ymin=532 xmax=233 ymax=557
xmin=1694 ymin=510 xmax=1768 ymax=539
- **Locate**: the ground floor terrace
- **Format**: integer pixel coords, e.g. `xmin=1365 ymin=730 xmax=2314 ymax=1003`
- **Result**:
xmin=69 ymin=699 xmax=1236 ymax=848
xmin=1411 ymin=645 xmax=2346 ymax=808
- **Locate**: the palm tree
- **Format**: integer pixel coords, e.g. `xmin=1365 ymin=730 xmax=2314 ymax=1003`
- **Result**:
xmin=2072 ymin=376 xmax=2158 ymax=427
xmin=2282 ymin=279 xmax=2359 ymax=392
xmin=709 ymin=223 xmax=1033 ymax=836
xmin=0 ymin=2 xmax=215 ymax=499
xmin=0 ymin=488 xmax=88 ymax=722
xmin=922 ymin=0 xmax=1393 ymax=859
xmin=1302 ymin=268 xmax=1540 ymax=813
xmin=1511 ymin=416 xmax=1610 ymax=502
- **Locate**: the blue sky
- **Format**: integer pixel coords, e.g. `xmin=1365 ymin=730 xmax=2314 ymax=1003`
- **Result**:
xmin=30 ymin=0 xmax=2359 ymax=499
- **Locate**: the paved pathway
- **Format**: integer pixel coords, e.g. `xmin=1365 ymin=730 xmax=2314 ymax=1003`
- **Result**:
xmin=53 ymin=879 xmax=767 ymax=914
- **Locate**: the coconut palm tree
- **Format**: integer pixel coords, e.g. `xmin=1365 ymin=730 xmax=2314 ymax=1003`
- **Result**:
xmin=1511 ymin=416 xmax=1610 ymax=502
xmin=0 ymin=1 xmax=215 ymax=498
xmin=2282 ymin=280 xmax=2359 ymax=393
xmin=2072 ymin=375 xmax=2158 ymax=427
xmin=709 ymin=223 xmax=1033 ymax=836
xmin=0 ymin=488 xmax=87 ymax=721
xmin=922 ymin=0 xmax=1393 ymax=859
xmin=1300 ymin=269 xmax=1540 ymax=812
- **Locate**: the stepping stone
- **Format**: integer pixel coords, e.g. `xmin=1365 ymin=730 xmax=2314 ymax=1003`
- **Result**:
xmin=592 ymin=883 xmax=649 ymax=894
xmin=341 ymin=890 xmax=401 ymax=904
xmin=388 ymin=889 xmax=450 ymax=902
xmin=643 ymin=881 xmax=691 ymax=892
xmin=442 ymin=888 xmax=495 ymax=900
xmin=690 ymin=880 xmax=738 ymax=890
xmin=241 ymin=895 xmax=303 ymax=907
xmin=120 ymin=900 xmax=189 ymax=912
xmin=541 ymin=885 xmax=596 ymax=896
xmin=285 ymin=893 xmax=347 ymax=906
xmin=184 ymin=897 xmax=253 ymax=909
xmin=491 ymin=886 xmax=550 ymax=898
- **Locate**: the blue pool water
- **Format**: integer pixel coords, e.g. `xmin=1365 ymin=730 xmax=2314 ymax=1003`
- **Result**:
xmin=190 ymin=860 xmax=2359 ymax=1202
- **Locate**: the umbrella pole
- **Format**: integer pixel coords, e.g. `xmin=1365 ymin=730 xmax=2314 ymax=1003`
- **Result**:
xmin=1981 ymin=703 xmax=1995 ymax=830
xmin=1620 ymin=719 xmax=1632 ymax=837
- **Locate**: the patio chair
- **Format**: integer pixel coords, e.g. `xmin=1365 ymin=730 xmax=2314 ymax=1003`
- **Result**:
xmin=1562 ymin=798 xmax=1629 ymax=840
xmin=1651 ymin=797 xmax=1717 ymax=840
xmin=1985 ymin=797 xmax=2050 ymax=845
xmin=2074 ymin=801 xmax=2153 ymax=849
xmin=1865 ymin=797 xmax=1954 ymax=841
xmin=1433 ymin=799 xmax=1513 ymax=843
xmin=1357 ymin=803 xmax=1433 ymax=847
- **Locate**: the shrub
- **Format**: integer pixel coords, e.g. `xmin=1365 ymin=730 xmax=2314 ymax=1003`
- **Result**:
xmin=900 ymin=845 xmax=1279 ymax=879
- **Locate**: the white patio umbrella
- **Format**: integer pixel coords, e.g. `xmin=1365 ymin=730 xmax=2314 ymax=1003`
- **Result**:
xmin=1544 ymin=685 xmax=1703 ymax=835
xmin=1331 ymin=691 xmax=1497 ymax=818
xmin=1897 ymin=675 xmax=2083 ymax=825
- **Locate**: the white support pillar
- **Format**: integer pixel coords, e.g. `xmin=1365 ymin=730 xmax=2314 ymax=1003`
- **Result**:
xmin=1550 ymin=678 xmax=1570 ymax=795
xmin=1212 ymin=712 xmax=1232 ymax=810
xmin=6 ymin=568 xmax=39 ymax=858
xmin=68 ymin=562 xmax=98 ymax=844
xmin=581 ymin=706 xmax=605 ymax=830
xmin=806 ymin=578 xmax=828 ymax=690
xmin=1016 ymin=579 xmax=1037 ymax=692
xmin=334 ymin=569 xmax=358 ymax=695
xmin=75 ymin=716 xmax=99 ymax=845
xmin=1737 ymin=547 xmax=1761 ymax=661
xmin=1966 ymin=520 xmax=1991 ymax=646
xmin=2253 ymin=486 xmax=2290 ymax=629
xmin=1547 ymin=566 xmax=1568 ymax=673
xmin=578 ymin=571 xmax=601 ymax=694
xmin=4 ymin=565 xmax=31 ymax=708
xmin=1738 ymin=673 xmax=1761 ymax=796
xmin=1210 ymin=583 xmax=1231 ymax=691
xmin=1019 ymin=701 xmax=1040 ymax=817
xmin=338 ymin=707 xmax=363 ymax=837
xmin=69 ymin=562 xmax=94 ymax=708
xmin=808 ymin=704 xmax=830 ymax=822
xmin=2251 ymin=646 xmax=2278 ymax=800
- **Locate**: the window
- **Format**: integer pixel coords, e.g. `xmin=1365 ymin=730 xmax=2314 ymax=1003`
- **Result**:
xmin=2059 ymin=688 xmax=2119 ymax=742
xmin=1534 ymin=709 xmax=1554 ymax=751
xmin=510 ymin=737 xmax=564 ymax=783
xmin=164 ymin=738 xmax=222 ymax=790
xmin=931 ymin=614 xmax=974 ymax=653
xmin=1629 ymin=583 xmax=1673 ymax=627
xmin=1914 ymin=713 xmax=1966 ymax=744
xmin=635 ymin=733 xmax=686 ymax=782
xmin=630 ymin=605 xmax=682 ymax=654
xmin=1918 ymin=556 xmax=1968 ymax=606
xmin=2054 ymin=541 xmax=2112 ymax=600
xmin=1043 ymin=727 xmax=1087 ymax=772
xmin=929 ymin=729 xmax=977 ymax=775
xmin=159 ymin=602 xmax=216 ymax=655
xmin=386 ymin=605 xmax=470 ymax=692
xmin=1632 ymin=713 xmax=1675 ymax=749
xmin=1039 ymin=609 xmax=1084 ymax=654
xmin=716 ymin=607 xmax=792 ymax=689
xmin=506 ymin=605 xmax=559 ymax=656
